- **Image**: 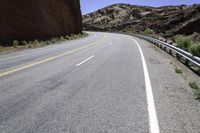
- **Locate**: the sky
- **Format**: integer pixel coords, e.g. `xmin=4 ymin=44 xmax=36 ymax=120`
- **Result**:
xmin=80 ymin=0 xmax=200 ymax=14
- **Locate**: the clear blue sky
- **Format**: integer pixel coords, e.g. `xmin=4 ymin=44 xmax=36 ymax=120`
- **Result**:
xmin=81 ymin=0 xmax=200 ymax=14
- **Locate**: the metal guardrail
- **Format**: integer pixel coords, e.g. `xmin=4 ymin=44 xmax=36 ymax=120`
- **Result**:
xmin=130 ymin=34 xmax=200 ymax=75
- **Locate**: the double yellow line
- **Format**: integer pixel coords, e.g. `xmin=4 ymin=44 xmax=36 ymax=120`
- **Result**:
xmin=0 ymin=35 xmax=105 ymax=78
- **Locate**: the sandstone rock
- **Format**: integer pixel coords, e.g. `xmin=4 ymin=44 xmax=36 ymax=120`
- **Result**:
xmin=0 ymin=0 xmax=82 ymax=45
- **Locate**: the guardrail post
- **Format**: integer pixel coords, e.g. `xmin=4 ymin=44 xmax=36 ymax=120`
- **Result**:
xmin=169 ymin=49 xmax=172 ymax=55
xmin=198 ymin=68 xmax=200 ymax=75
xmin=156 ymin=43 xmax=158 ymax=46
xmin=176 ymin=53 xmax=180 ymax=60
xmin=131 ymin=34 xmax=200 ymax=76
xmin=185 ymin=59 xmax=189 ymax=66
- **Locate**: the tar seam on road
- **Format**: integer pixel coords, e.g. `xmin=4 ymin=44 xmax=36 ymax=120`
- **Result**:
xmin=0 ymin=35 xmax=105 ymax=78
xmin=129 ymin=36 xmax=160 ymax=133
xmin=76 ymin=55 xmax=95 ymax=67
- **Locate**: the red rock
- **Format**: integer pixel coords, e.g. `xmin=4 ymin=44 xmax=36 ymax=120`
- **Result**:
xmin=0 ymin=0 xmax=82 ymax=45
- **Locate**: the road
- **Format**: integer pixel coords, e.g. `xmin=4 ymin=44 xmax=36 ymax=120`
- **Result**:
xmin=0 ymin=32 xmax=199 ymax=133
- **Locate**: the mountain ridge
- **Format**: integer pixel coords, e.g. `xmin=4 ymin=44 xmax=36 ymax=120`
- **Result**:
xmin=83 ymin=3 xmax=200 ymax=41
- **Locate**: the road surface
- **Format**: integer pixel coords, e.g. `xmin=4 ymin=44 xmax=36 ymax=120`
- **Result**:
xmin=0 ymin=32 xmax=199 ymax=133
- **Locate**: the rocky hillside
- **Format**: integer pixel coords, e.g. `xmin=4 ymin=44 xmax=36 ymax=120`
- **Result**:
xmin=0 ymin=0 xmax=82 ymax=45
xmin=83 ymin=3 xmax=200 ymax=41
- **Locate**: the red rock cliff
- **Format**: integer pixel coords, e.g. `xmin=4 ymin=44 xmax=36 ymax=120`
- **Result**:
xmin=0 ymin=0 xmax=82 ymax=44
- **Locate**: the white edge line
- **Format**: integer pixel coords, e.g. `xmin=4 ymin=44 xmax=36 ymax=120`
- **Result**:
xmin=129 ymin=36 xmax=160 ymax=133
xmin=76 ymin=55 xmax=95 ymax=67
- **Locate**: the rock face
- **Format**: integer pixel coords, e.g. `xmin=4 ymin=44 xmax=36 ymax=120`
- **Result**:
xmin=0 ymin=0 xmax=82 ymax=45
xmin=83 ymin=3 xmax=200 ymax=40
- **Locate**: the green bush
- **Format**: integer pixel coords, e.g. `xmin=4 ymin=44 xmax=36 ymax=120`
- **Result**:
xmin=21 ymin=41 xmax=28 ymax=45
xmin=32 ymin=40 xmax=40 ymax=45
xmin=51 ymin=37 xmax=59 ymax=43
xmin=144 ymin=28 xmax=155 ymax=35
xmin=13 ymin=40 xmax=19 ymax=48
xmin=65 ymin=35 xmax=70 ymax=40
xmin=189 ymin=82 xmax=199 ymax=90
xmin=189 ymin=43 xmax=200 ymax=57
xmin=60 ymin=36 xmax=65 ymax=41
xmin=175 ymin=35 xmax=192 ymax=51
xmin=194 ymin=89 xmax=200 ymax=99
xmin=45 ymin=41 xmax=51 ymax=45
xmin=175 ymin=67 xmax=182 ymax=74
xmin=189 ymin=82 xmax=200 ymax=99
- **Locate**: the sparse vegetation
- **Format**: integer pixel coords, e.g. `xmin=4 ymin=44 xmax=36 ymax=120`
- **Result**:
xmin=189 ymin=43 xmax=200 ymax=57
xmin=175 ymin=67 xmax=182 ymax=74
xmin=144 ymin=28 xmax=155 ymax=35
xmin=189 ymin=82 xmax=199 ymax=90
xmin=0 ymin=33 xmax=88 ymax=52
xmin=21 ymin=41 xmax=28 ymax=45
xmin=13 ymin=40 xmax=19 ymax=48
xmin=175 ymin=35 xmax=192 ymax=51
xmin=189 ymin=82 xmax=200 ymax=99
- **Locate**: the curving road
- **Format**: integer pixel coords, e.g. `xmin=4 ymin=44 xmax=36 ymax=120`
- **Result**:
xmin=0 ymin=32 xmax=200 ymax=133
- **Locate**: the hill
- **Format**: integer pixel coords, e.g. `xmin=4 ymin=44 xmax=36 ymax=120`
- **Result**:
xmin=83 ymin=3 xmax=200 ymax=41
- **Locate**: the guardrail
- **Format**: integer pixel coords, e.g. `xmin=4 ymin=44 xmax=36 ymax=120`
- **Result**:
xmin=129 ymin=33 xmax=200 ymax=75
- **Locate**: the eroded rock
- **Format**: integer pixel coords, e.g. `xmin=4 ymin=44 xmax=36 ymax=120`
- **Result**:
xmin=0 ymin=0 xmax=82 ymax=45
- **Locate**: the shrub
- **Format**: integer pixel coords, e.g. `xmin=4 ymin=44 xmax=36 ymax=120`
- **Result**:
xmin=13 ymin=40 xmax=19 ymax=48
xmin=189 ymin=82 xmax=200 ymax=99
xmin=45 ymin=41 xmax=51 ymax=45
xmin=175 ymin=35 xmax=192 ymax=51
xmin=82 ymin=32 xmax=88 ymax=37
xmin=21 ymin=41 xmax=28 ymax=45
xmin=189 ymin=43 xmax=200 ymax=57
xmin=194 ymin=89 xmax=200 ymax=99
xmin=51 ymin=37 xmax=59 ymax=43
xmin=144 ymin=28 xmax=155 ymax=35
xmin=189 ymin=82 xmax=199 ymax=90
xmin=175 ymin=67 xmax=182 ymax=74
xmin=60 ymin=36 xmax=65 ymax=41
xmin=32 ymin=40 xmax=40 ymax=45
xmin=65 ymin=35 xmax=70 ymax=40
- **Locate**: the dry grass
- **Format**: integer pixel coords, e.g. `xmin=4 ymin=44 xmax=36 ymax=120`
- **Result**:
xmin=0 ymin=32 xmax=88 ymax=53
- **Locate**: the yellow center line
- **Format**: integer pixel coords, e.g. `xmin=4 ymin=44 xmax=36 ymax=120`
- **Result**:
xmin=0 ymin=35 xmax=105 ymax=78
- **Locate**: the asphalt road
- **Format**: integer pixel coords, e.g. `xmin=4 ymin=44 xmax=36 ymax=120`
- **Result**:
xmin=0 ymin=32 xmax=200 ymax=133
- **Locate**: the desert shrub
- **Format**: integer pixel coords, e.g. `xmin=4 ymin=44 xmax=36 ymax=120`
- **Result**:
xmin=189 ymin=43 xmax=200 ymax=57
xmin=21 ymin=41 xmax=28 ymax=45
xmin=144 ymin=28 xmax=155 ymax=35
xmin=51 ymin=37 xmax=59 ymax=43
xmin=175 ymin=35 xmax=192 ymax=51
xmin=189 ymin=82 xmax=200 ymax=99
xmin=73 ymin=34 xmax=79 ymax=39
xmin=32 ymin=40 xmax=40 ymax=45
xmin=78 ymin=33 xmax=82 ymax=37
xmin=82 ymin=32 xmax=88 ymax=37
xmin=60 ymin=36 xmax=65 ymax=41
xmin=194 ymin=89 xmax=200 ymax=99
xmin=175 ymin=67 xmax=182 ymax=74
xmin=65 ymin=35 xmax=71 ymax=40
xmin=13 ymin=40 xmax=19 ymax=48
xmin=189 ymin=82 xmax=199 ymax=90
xmin=70 ymin=34 xmax=75 ymax=39
xmin=45 ymin=41 xmax=51 ymax=45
